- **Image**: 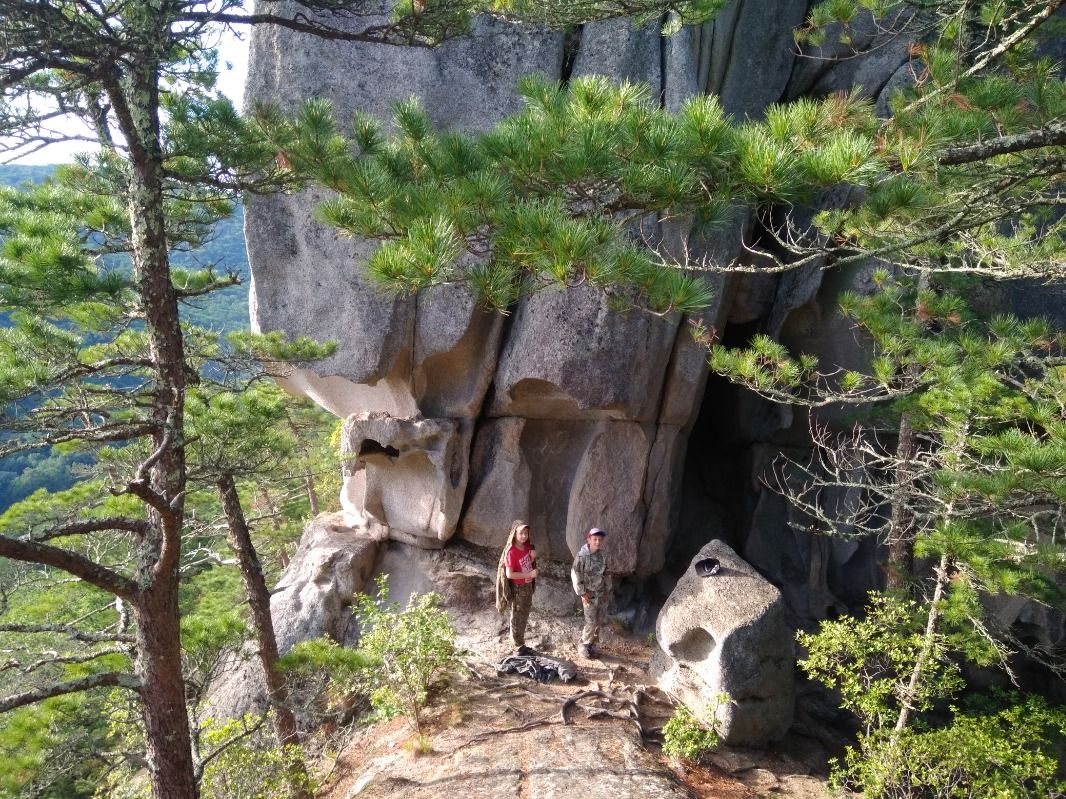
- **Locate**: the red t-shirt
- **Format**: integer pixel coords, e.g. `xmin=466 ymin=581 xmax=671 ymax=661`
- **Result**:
xmin=506 ymin=544 xmax=535 ymax=585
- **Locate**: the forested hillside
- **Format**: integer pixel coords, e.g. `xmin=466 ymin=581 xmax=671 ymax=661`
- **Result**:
xmin=0 ymin=164 xmax=250 ymax=512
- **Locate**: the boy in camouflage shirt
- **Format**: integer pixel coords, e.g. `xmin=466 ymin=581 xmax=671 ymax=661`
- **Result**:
xmin=571 ymin=527 xmax=609 ymax=659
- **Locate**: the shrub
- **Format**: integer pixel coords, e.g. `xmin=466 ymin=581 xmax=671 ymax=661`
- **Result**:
xmin=353 ymin=575 xmax=460 ymax=733
xmin=661 ymin=695 xmax=727 ymax=761
xmin=831 ymin=695 xmax=1066 ymax=799
xmin=198 ymin=715 xmax=315 ymax=799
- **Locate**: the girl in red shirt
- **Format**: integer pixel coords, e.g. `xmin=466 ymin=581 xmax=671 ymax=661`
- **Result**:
xmin=500 ymin=519 xmax=537 ymax=652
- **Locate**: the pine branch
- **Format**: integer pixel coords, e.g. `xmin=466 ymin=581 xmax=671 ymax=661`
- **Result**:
xmin=0 ymin=671 xmax=141 ymax=713
xmin=0 ymin=536 xmax=139 ymax=598
xmin=26 ymin=518 xmax=150 ymax=544
xmin=937 ymin=120 xmax=1066 ymax=167
xmin=13 ymin=647 xmax=132 ymax=676
xmin=901 ymin=0 xmax=1066 ymax=115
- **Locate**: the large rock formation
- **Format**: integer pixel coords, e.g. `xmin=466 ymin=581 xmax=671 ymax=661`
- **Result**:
xmin=244 ymin=2 xmax=913 ymax=637
xmin=651 ymin=540 xmax=794 ymax=745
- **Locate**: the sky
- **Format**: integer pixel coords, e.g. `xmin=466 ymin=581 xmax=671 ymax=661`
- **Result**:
xmin=13 ymin=27 xmax=250 ymax=165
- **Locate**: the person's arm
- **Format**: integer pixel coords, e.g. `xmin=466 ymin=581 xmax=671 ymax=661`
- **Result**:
xmin=571 ymin=556 xmax=589 ymax=603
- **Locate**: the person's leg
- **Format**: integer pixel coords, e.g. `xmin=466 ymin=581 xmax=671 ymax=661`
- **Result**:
xmin=510 ymin=583 xmax=533 ymax=648
xmin=580 ymin=591 xmax=602 ymax=656
xmin=592 ymin=594 xmax=607 ymax=645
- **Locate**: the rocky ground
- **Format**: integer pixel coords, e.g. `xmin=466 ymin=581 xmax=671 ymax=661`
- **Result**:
xmin=317 ymin=584 xmax=837 ymax=799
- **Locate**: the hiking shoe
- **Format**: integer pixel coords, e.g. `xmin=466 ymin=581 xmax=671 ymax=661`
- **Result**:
xmin=516 ymin=645 xmax=534 ymax=656
xmin=579 ymin=644 xmax=596 ymax=659
xmin=586 ymin=644 xmax=600 ymax=659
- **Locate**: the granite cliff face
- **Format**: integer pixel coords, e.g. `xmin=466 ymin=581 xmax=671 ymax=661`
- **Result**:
xmin=244 ymin=2 xmax=910 ymax=626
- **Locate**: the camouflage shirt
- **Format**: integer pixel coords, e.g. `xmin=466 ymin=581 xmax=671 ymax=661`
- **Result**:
xmin=571 ymin=543 xmax=608 ymax=596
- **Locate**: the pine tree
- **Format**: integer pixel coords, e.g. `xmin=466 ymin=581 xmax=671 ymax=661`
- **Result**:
xmin=0 ymin=3 xmax=731 ymax=797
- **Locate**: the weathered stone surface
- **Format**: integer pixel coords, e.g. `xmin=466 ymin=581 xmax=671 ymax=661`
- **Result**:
xmin=742 ymin=447 xmax=882 ymax=626
xmin=460 ymin=418 xmax=653 ymax=572
xmin=785 ymin=12 xmax=910 ymax=101
xmin=489 ymin=285 xmax=680 ymax=421
xmin=245 ymin=188 xmax=416 ymax=395
xmin=207 ymin=513 xmax=379 ymax=720
xmin=345 ymin=712 xmax=690 ymax=799
xmin=638 ymin=424 xmax=686 ymax=577
xmin=564 ymin=421 xmax=654 ymax=573
xmin=658 ymin=220 xmax=746 ymax=428
xmin=413 ymin=285 xmax=504 ymax=418
xmin=272 ymin=512 xmax=380 ymax=652
xmin=571 ymin=17 xmax=698 ymax=111
xmin=459 ymin=418 xmax=533 ymax=548
xmin=245 ymin=11 xmax=561 ymax=417
xmin=246 ymin=7 xmax=561 ymax=128
xmin=876 ymin=60 xmax=921 ymax=118
xmin=651 ymin=540 xmax=794 ymax=745
xmin=340 ymin=412 xmax=472 ymax=546
xmin=694 ymin=0 xmax=810 ymax=119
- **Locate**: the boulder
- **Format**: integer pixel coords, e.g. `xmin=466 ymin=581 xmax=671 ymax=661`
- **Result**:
xmin=206 ymin=513 xmax=378 ymax=719
xmin=340 ymin=412 xmax=472 ymax=547
xmin=651 ymin=540 xmax=794 ymax=745
xmin=266 ymin=513 xmax=378 ymax=652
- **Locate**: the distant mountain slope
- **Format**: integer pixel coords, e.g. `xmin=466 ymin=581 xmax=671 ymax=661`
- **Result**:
xmin=0 ymin=164 xmax=251 ymax=512
xmin=0 ymin=163 xmax=250 ymax=333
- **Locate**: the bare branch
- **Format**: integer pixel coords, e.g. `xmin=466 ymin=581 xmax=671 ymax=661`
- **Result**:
xmin=0 ymin=536 xmax=139 ymax=598
xmin=0 ymin=623 xmax=135 ymax=644
xmin=0 ymin=671 xmax=141 ymax=712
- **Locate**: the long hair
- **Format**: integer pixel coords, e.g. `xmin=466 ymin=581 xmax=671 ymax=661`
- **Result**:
xmin=506 ymin=519 xmax=534 ymax=550
xmin=495 ymin=519 xmax=534 ymax=613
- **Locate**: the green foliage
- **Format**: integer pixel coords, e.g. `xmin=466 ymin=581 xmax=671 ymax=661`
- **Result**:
xmin=661 ymin=696 xmax=726 ymax=761
xmin=829 ymin=693 xmax=1066 ymax=798
xmin=198 ymin=715 xmax=316 ymax=799
xmin=797 ymin=0 xmax=1066 ymax=279
xmin=352 ymin=576 xmax=460 ymax=732
xmin=798 ymin=594 xmax=965 ymax=734
xmin=283 ymin=577 xmax=460 ymax=733
xmin=261 ymin=77 xmax=880 ymax=314
xmin=0 ymin=694 xmax=112 ymax=799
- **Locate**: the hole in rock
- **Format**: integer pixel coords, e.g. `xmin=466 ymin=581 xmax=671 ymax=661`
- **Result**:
xmin=668 ymin=627 xmax=716 ymax=661
xmin=357 ymin=439 xmax=400 ymax=459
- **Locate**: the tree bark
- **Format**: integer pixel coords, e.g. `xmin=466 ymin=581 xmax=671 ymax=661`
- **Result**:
xmin=893 ymin=553 xmax=951 ymax=740
xmin=217 ymin=473 xmax=311 ymax=799
xmin=886 ymin=411 xmax=917 ymax=590
xmin=304 ymin=465 xmax=320 ymax=517
xmin=134 ymin=582 xmax=199 ymax=799
xmin=110 ymin=31 xmax=197 ymax=799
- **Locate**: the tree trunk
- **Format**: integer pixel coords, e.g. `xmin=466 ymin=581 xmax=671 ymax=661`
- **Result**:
xmin=304 ymin=465 xmax=320 ymax=517
xmin=111 ymin=39 xmax=197 ymax=799
xmin=886 ymin=411 xmax=917 ymax=590
xmin=893 ymin=552 xmax=951 ymax=740
xmin=134 ymin=583 xmax=199 ymax=799
xmin=217 ymin=473 xmax=311 ymax=799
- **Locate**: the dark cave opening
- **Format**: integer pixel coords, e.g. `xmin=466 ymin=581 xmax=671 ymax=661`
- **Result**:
xmin=622 ymin=319 xmax=791 ymax=632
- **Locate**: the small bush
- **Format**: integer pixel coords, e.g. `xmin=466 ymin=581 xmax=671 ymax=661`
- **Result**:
xmin=831 ymin=695 xmax=1066 ymax=799
xmin=354 ymin=575 xmax=460 ymax=733
xmin=661 ymin=695 xmax=727 ymax=761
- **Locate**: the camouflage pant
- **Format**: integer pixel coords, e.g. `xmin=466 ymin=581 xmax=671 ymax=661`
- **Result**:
xmin=581 ymin=591 xmax=607 ymax=646
xmin=510 ymin=582 xmax=534 ymax=647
